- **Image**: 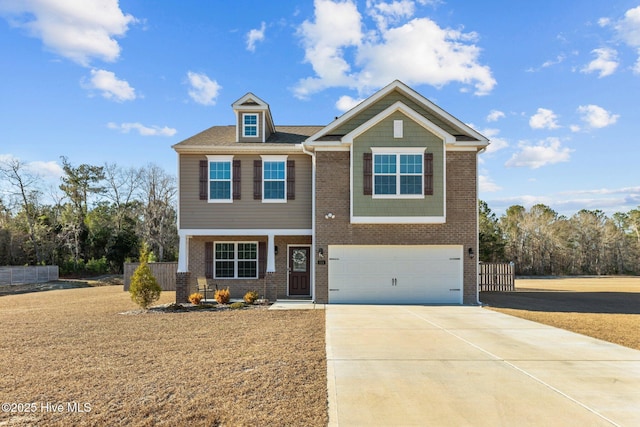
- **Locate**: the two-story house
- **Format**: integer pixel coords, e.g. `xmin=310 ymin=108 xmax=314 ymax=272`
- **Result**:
xmin=172 ymin=80 xmax=488 ymax=304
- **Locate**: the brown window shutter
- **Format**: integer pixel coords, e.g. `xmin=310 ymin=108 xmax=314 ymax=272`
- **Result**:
xmin=199 ymin=160 xmax=208 ymax=200
xmin=205 ymin=242 xmax=213 ymax=279
xmin=253 ymin=160 xmax=262 ymax=200
xmin=232 ymin=160 xmax=241 ymax=200
xmin=287 ymin=160 xmax=295 ymax=200
xmin=424 ymin=153 xmax=433 ymax=196
xmin=363 ymin=152 xmax=372 ymax=195
xmin=258 ymin=242 xmax=266 ymax=279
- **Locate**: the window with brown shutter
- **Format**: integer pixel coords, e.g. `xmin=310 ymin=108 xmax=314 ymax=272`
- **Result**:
xmin=424 ymin=152 xmax=433 ymax=196
xmin=253 ymin=160 xmax=262 ymax=200
xmin=199 ymin=160 xmax=208 ymax=200
xmin=287 ymin=160 xmax=295 ymax=200
xmin=205 ymin=242 xmax=213 ymax=279
xmin=363 ymin=152 xmax=372 ymax=195
xmin=233 ymin=160 xmax=241 ymax=200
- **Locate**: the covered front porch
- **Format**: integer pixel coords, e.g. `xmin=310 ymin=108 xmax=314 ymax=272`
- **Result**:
xmin=175 ymin=229 xmax=313 ymax=303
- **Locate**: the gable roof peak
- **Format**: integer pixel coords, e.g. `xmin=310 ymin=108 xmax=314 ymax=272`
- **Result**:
xmin=232 ymin=92 xmax=269 ymax=109
xmin=306 ymin=80 xmax=488 ymax=146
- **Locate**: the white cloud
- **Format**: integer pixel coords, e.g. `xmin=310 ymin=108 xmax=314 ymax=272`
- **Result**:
xmin=107 ymin=122 xmax=177 ymax=137
xmin=26 ymin=160 xmax=64 ymax=181
xmin=577 ymin=104 xmax=619 ymax=129
xmin=612 ymin=6 xmax=640 ymax=73
xmin=529 ymin=108 xmax=559 ymax=130
xmin=486 ymin=110 xmax=505 ymax=122
xmin=82 ymin=69 xmax=136 ymax=102
xmin=295 ymin=0 xmax=495 ymax=98
xmin=246 ymin=22 xmax=266 ymax=52
xmin=581 ymin=48 xmax=618 ymax=77
xmin=367 ymin=0 xmax=415 ymax=31
xmin=479 ymin=174 xmax=502 ymax=192
xmin=505 ymin=137 xmax=573 ymax=169
xmin=335 ymin=95 xmax=364 ymax=112
xmin=0 ymin=0 xmax=136 ymax=66
xmin=0 ymin=154 xmax=63 ymax=182
xmin=488 ymin=186 xmax=640 ymax=216
xmin=479 ymin=128 xmax=508 ymax=154
xmin=295 ymin=0 xmax=363 ymax=98
xmin=615 ymin=6 xmax=640 ymax=47
xmin=186 ymin=71 xmax=222 ymax=106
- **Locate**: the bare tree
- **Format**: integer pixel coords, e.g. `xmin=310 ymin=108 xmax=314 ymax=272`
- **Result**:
xmin=0 ymin=157 xmax=42 ymax=263
xmin=136 ymin=164 xmax=178 ymax=261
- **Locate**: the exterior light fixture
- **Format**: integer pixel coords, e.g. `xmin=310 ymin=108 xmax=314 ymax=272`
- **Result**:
xmin=468 ymin=248 xmax=475 ymax=259
xmin=325 ymin=213 xmax=335 ymax=219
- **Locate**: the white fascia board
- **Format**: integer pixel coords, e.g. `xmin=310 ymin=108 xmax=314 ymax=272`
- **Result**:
xmin=179 ymin=229 xmax=312 ymax=237
xmin=342 ymin=101 xmax=456 ymax=145
xmin=314 ymin=145 xmax=350 ymax=151
xmin=173 ymin=145 xmax=303 ymax=154
xmin=446 ymin=145 xmax=480 ymax=152
xmin=232 ymin=92 xmax=269 ymax=109
xmin=349 ymin=216 xmax=446 ymax=224
xmin=306 ymin=80 xmax=489 ymax=144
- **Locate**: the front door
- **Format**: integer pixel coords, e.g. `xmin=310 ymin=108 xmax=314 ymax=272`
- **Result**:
xmin=288 ymin=246 xmax=311 ymax=296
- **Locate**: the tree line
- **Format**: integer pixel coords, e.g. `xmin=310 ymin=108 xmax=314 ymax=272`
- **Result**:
xmin=479 ymin=201 xmax=640 ymax=276
xmin=0 ymin=157 xmax=177 ymax=274
xmin=2 ymin=155 xmax=639 ymax=277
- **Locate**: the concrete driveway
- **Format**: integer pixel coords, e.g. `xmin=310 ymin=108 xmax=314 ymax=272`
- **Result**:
xmin=326 ymin=305 xmax=640 ymax=426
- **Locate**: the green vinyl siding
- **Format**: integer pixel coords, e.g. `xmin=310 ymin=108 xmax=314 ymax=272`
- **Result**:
xmin=353 ymin=111 xmax=445 ymax=217
xmin=333 ymin=90 xmax=465 ymax=138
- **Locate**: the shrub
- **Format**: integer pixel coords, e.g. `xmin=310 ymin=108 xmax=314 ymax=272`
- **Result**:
xmin=128 ymin=246 xmax=161 ymax=309
xmin=189 ymin=292 xmax=203 ymax=305
xmin=86 ymin=257 xmax=109 ymax=275
xmin=230 ymin=302 xmax=245 ymax=309
xmin=214 ymin=287 xmax=230 ymax=304
xmin=243 ymin=290 xmax=259 ymax=304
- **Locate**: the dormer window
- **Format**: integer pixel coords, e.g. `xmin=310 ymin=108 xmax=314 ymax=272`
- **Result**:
xmin=243 ymin=113 xmax=258 ymax=137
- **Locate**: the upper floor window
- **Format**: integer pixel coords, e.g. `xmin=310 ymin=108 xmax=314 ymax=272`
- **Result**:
xmin=206 ymin=155 xmax=233 ymax=202
xmin=263 ymin=158 xmax=286 ymax=201
xmin=371 ymin=148 xmax=425 ymax=198
xmin=243 ymin=113 xmax=258 ymax=137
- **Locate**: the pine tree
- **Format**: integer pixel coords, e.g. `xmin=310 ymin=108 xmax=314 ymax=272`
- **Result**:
xmin=129 ymin=245 xmax=161 ymax=309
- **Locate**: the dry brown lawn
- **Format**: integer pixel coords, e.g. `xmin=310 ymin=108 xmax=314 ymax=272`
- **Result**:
xmin=480 ymin=276 xmax=640 ymax=351
xmin=0 ymin=286 xmax=327 ymax=426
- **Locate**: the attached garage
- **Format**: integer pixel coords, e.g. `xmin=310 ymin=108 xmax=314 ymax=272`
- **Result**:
xmin=328 ymin=245 xmax=463 ymax=304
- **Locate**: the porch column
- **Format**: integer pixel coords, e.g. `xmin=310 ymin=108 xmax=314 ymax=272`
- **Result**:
xmin=267 ymin=233 xmax=276 ymax=273
xmin=177 ymin=232 xmax=189 ymax=272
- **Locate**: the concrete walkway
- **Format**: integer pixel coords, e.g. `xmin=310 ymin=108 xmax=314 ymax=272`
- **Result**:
xmin=326 ymin=305 xmax=640 ymax=426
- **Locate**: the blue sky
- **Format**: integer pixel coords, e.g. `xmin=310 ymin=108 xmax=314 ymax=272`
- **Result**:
xmin=1 ymin=0 xmax=639 ymax=216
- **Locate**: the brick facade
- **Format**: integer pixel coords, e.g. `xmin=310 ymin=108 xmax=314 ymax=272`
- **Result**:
xmin=314 ymin=150 xmax=478 ymax=304
xmin=187 ymin=235 xmax=311 ymax=301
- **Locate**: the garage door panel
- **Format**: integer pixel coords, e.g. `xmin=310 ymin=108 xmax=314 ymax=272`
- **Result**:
xmin=328 ymin=245 xmax=463 ymax=304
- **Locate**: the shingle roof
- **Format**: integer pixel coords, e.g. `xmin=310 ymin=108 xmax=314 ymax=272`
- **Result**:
xmin=172 ymin=125 xmax=324 ymax=148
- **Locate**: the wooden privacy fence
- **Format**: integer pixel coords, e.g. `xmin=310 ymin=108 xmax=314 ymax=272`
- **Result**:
xmin=123 ymin=262 xmax=178 ymax=291
xmin=0 ymin=266 xmax=59 ymax=285
xmin=479 ymin=262 xmax=515 ymax=291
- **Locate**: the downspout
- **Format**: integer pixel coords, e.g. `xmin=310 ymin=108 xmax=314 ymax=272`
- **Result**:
xmin=301 ymin=142 xmax=316 ymax=302
xmin=476 ymin=146 xmax=487 ymax=305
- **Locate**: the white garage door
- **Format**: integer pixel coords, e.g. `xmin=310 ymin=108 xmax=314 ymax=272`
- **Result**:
xmin=328 ymin=245 xmax=463 ymax=304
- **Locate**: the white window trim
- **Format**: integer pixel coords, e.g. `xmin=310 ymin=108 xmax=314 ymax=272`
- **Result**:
xmin=242 ymin=113 xmax=259 ymax=138
xmin=260 ymin=155 xmax=288 ymax=203
xmin=206 ymin=155 xmax=234 ymax=203
xmin=213 ymin=241 xmax=259 ymax=279
xmin=370 ymin=147 xmax=425 ymax=199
